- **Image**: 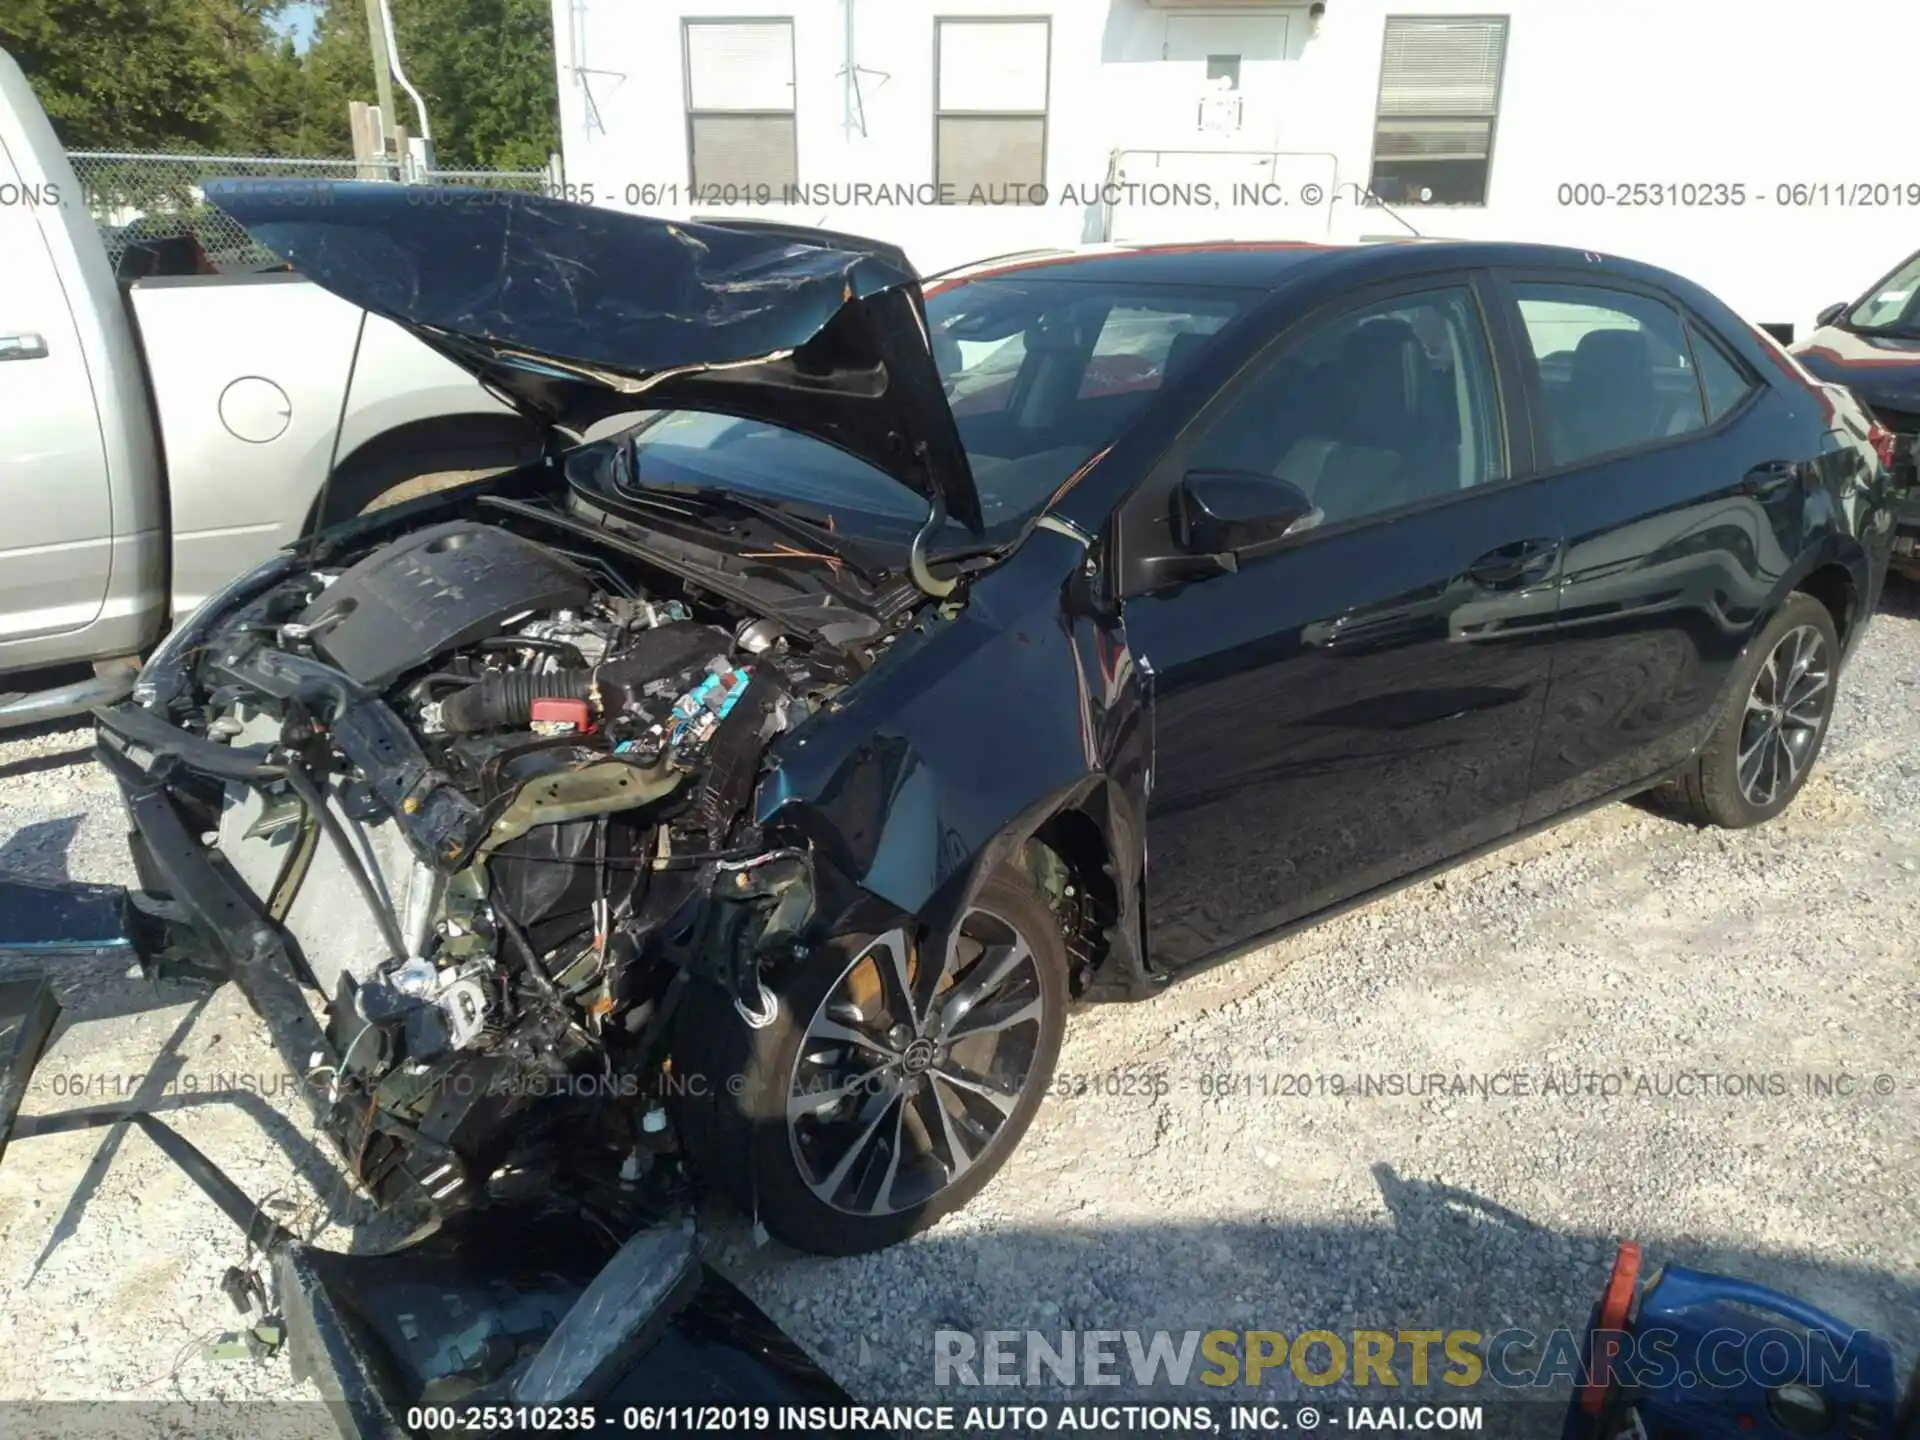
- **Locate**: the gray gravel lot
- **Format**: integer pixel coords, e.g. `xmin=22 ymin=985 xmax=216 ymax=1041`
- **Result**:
xmin=1 ymin=585 xmax=1915 ymax=1421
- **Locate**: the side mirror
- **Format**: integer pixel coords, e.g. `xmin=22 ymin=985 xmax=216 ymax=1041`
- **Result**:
xmin=1172 ymin=470 xmax=1321 ymax=559
xmin=1815 ymin=302 xmax=1848 ymax=329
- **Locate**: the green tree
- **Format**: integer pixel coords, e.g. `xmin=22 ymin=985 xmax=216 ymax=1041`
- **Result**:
xmin=1 ymin=0 xmax=292 ymax=150
xmin=285 ymin=0 xmax=376 ymax=153
xmin=295 ymin=0 xmax=559 ymax=167
xmin=3 ymin=0 xmax=559 ymax=167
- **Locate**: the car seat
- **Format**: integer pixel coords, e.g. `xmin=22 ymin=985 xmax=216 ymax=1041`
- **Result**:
xmin=1313 ymin=318 xmax=1455 ymax=522
xmin=1567 ymin=329 xmax=1663 ymax=458
xmin=1161 ymin=331 xmax=1215 ymax=386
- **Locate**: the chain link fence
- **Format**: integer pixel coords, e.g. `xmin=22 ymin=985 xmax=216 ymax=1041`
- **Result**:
xmin=67 ymin=151 xmax=558 ymax=270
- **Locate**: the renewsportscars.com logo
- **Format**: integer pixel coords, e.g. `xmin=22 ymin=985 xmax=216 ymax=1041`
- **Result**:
xmin=934 ymin=1326 xmax=1878 ymax=1393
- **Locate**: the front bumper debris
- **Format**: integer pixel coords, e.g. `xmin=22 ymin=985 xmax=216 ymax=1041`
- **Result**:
xmin=0 ymin=871 xmax=146 ymax=959
xmin=0 ymin=893 xmax=850 ymax=1437
xmin=90 ymin=723 xmax=344 ymax=1134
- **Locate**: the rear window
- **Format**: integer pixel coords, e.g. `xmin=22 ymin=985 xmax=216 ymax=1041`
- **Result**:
xmin=1076 ymin=304 xmax=1235 ymax=398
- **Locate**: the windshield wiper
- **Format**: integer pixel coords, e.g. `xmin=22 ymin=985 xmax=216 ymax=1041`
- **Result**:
xmin=609 ymin=461 xmax=895 ymax=579
xmin=627 ymin=481 xmax=843 ymax=546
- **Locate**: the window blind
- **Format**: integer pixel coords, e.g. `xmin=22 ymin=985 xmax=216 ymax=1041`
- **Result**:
xmin=686 ymin=21 xmax=795 ymax=112
xmin=1377 ymin=17 xmax=1508 ymax=118
xmin=937 ymin=20 xmax=1050 ymax=112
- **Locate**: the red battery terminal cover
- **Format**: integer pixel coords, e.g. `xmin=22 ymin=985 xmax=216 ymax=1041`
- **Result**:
xmin=529 ymin=696 xmax=595 ymax=735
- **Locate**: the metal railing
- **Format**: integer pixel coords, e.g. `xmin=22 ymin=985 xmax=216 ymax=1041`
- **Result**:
xmin=67 ymin=150 xmax=556 ymax=269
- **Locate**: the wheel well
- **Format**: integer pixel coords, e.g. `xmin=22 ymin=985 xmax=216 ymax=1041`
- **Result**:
xmin=1023 ymin=808 xmax=1121 ymax=997
xmin=1795 ymin=564 xmax=1858 ymax=647
xmin=306 ymin=413 xmax=546 ymax=532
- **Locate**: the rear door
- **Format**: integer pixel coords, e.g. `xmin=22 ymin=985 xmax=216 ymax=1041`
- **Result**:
xmin=1119 ymin=273 xmax=1563 ymax=967
xmin=0 ymin=138 xmax=114 ymax=644
xmin=1492 ymin=274 xmax=1806 ymax=823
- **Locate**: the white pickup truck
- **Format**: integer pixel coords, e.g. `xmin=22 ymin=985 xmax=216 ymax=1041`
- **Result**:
xmin=0 ymin=47 xmax=542 ymax=726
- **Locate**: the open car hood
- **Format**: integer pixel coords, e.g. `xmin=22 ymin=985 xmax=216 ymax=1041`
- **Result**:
xmin=205 ymin=182 xmax=982 ymax=532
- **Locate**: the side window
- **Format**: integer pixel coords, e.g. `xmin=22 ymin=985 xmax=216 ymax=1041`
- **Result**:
xmin=1513 ymin=284 xmax=1706 ymax=467
xmin=1688 ymin=322 xmax=1760 ymax=422
xmin=1185 ymin=287 xmax=1505 ymax=527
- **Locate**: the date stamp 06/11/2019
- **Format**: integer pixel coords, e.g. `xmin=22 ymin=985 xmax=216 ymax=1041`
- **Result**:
xmin=1552 ymin=179 xmax=1920 ymax=209
xmin=16 ymin=173 xmax=1918 ymax=216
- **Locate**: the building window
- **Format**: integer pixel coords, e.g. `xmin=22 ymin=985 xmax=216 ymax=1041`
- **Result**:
xmin=684 ymin=19 xmax=797 ymax=199
xmin=1369 ymin=16 xmax=1508 ymax=206
xmin=935 ymin=17 xmax=1050 ymax=204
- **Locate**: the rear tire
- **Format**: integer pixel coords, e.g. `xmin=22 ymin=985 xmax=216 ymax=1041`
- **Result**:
xmin=671 ymin=868 xmax=1067 ymax=1255
xmin=1670 ymin=592 xmax=1838 ymax=828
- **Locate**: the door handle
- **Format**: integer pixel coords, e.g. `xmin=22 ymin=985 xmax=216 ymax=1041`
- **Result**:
xmin=0 ymin=332 xmax=48 ymax=361
xmin=1467 ymin=538 xmax=1560 ymax=590
xmin=1742 ymin=460 xmax=1799 ymax=498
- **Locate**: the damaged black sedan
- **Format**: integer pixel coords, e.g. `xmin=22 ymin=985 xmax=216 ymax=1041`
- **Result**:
xmin=88 ymin=188 xmax=1896 ymax=1260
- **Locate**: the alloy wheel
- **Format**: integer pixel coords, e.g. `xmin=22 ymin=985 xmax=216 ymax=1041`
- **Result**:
xmin=787 ymin=909 xmax=1048 ymax=1217
xmin=1737 ymin=624 xmax=1829 ymax=807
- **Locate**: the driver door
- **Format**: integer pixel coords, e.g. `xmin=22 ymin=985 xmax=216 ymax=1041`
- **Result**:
xmin=1119 ymin=275 xmax=1564 ymax=967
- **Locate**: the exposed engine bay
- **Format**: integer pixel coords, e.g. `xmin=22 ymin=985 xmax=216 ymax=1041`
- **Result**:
xmin=129 ymin=502 xmax=916 ymax=1219
xmin=79 ymin=188 xmax=1099 ymax=1270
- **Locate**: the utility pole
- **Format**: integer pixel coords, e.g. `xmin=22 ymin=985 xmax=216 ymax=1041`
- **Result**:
xmin=362 ymin=0 xmax=399 ymax=148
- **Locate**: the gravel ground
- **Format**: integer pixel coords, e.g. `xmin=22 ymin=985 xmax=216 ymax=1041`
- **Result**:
xmin=1 ymin=583 xmax=1915 ymax=1424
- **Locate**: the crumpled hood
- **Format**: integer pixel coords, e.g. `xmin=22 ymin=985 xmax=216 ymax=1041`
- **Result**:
xmin=205 ymin=181 xmax=982 ymax=531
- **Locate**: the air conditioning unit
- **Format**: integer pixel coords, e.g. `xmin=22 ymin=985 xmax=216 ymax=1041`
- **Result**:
xmin=1143 ymin=0 xmax=1296 ymax=8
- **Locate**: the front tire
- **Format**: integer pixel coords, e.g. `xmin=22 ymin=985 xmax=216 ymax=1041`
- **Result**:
xmin=672 ymin=869 xmax=1067 ymax=1255
xmin=1671 ymin=592 xmax=1839 ymax=828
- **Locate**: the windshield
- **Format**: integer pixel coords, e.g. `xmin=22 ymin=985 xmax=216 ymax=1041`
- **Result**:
xmin=1846 ymin=249 xmax=1920 ymax=334
xmin=618 ymin=275 xmax=1253 ymax=548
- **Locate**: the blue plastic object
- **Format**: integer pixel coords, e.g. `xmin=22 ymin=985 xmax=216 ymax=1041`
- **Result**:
xmin=1567 ymin=1246 xmax=1910 ymax=1440
xmin=668 ymin=666 xmax=750 ymax=746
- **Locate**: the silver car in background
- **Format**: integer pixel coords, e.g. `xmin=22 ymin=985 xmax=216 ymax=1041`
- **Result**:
xmin=0 ymin=47 xmax=541 ymax=726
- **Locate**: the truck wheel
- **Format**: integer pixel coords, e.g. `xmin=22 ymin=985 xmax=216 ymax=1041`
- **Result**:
xmin=1670 ymin=592 xmax=1839 ymax=828
xmin=672 ymin=868 xmax=1067 ymax=1255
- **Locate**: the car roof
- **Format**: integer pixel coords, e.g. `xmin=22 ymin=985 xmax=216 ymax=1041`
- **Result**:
xmin=927 ymin=241 xmax=1342 ymax=290
xmin=926 ymin=239 xmax=1677 ymax=295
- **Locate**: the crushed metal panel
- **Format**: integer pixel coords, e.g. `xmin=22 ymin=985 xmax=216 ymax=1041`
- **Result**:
xmin=512 ymin=1219 xmax=700 ymax=1405
xmin=202 ymin=180 xmax=983 ymax=531
xmin=0 ymin=973 xmax=60 ymax=1167
xmin=275 ymin=1245 xmax=412 ymax=1440
xmin=0 ymin=871 xmax=138 ymax=956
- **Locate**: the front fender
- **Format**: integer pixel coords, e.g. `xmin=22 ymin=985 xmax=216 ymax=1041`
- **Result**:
xmin=755 ymin=529 xmax=1147 ymax=970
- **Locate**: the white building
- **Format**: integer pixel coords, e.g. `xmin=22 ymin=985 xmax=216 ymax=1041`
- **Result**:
xmin=548 ymin=0 xmax=1920 ymax=337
